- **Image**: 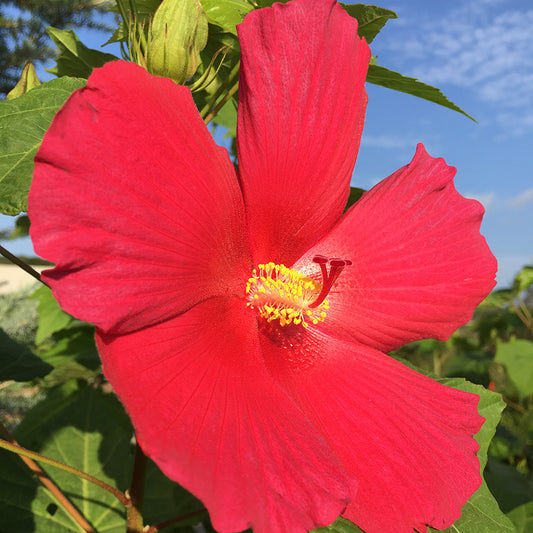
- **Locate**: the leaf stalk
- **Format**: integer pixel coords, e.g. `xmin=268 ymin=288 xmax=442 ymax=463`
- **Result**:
xmin=0 ymin=244 xmax=46 ymax=286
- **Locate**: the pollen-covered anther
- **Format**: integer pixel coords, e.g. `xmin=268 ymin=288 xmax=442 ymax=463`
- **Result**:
xmin=245 ymin=257 xmax=350 ymax=328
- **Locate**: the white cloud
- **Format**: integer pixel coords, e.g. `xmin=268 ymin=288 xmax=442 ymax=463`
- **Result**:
xmin=457 ymin=188 xmax=533 ymax=211
xmin=464 ymin=191 xmax=496 ymax=209
xmin=507 ymin=188 xmax=533 ymax=208
xmin=361 ymin=134 xmax=419 ymax=149
xmin=377 ymin=1 xmax=533 ymax=135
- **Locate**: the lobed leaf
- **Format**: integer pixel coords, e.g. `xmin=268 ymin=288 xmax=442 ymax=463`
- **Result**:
xmin=0 ymin=77 xmax=86 ymax=216
xmin=366 ymin=64 xmax=475 ymax=121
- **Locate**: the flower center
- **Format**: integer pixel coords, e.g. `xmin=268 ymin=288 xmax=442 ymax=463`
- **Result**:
xmin=245 ymin=255 xmax=351 ymax=328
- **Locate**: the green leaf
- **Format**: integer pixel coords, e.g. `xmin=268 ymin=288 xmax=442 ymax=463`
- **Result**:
xmin=0 ymin=77 xmax=86 ymax=216
xmin=11 ymin=215 xmax=31 ymax=239
xmin=366 ymin=64 xmax=475 ymax=121
xmin=437 ymin=482 xmax=516 ymax=533
xmin=0 ymin=215 xmax=31 ymax=240
xmin=485 ymin=458 xmax=533 ymax=515
xmin=344 ymin=187 xmax=366 ymax=211
xmin=0 ymin=381 xmax=132 ymax=532
xmin=143 ymin=459 xmax=204 ymax=528
xmin=255 ymin=0 xmax=290 ymax=7
xmin=200 ymin=0 xmax=253 ymax=35
xmin=35 ymin=328 xmax=101 ymax=385
xmin=429 ymin=377 xmax=515 ymax=533
xmin=30 ymin=286 xmax=78 ymax=345
xmin=37 ymin=328 xmax=99 ymax=370
xmin=0 ymin=380 xmax=205 ymax=532
xmin=46 ymin=28 xmax=119 ymax=79
xmin=0 ymin=328 xmax=52 ymax=381
xmin=495 ymin=339 xmax=533 ymax=399
xmin=507 ymin=502 xmax=533 ymax=533
xmin=512 ymin=265 xmax=533 ymax=295
xmin=341 ymin=4 xmax=397 ymax=44
xmin=313 ymin=516 xmax=364 ymax=532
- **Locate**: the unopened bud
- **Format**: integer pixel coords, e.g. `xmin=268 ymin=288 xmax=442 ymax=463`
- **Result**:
xmin=147 ymin=0 xmax=208 ymax=84
xmin=7 ymin=62 xmax=41 ymax=100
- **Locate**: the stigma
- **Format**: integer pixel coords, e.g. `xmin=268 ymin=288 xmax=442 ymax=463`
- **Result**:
xmin=245 ymin=255 xmax=351 ymax=328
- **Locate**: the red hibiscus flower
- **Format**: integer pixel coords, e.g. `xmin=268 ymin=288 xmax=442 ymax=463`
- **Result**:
xmin=28 ymin=0 xmax=497 ymax=532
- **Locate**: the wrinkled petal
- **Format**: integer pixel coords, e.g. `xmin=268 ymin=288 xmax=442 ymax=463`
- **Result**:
xmin=259 ymin=325 xmax=483 ymax=533
xmin=29 ymin=61 xmax=250 ymax=335
xmin=237 ymin=0 xmax=370 ymax=266
xmin=98 ymin=297 xmax=357 ymax=533
xmin=295 ymin=144 xmax=497 ymax=352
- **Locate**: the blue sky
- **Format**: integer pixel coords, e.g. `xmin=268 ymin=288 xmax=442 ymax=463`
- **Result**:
xmin=356 ymin=0 xmax=533 ymax=287
xmin=1 ymin=0 xmax=532 ymax=287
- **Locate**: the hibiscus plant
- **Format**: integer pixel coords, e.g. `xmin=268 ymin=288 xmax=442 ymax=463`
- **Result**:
xmin=0 ymin=1 xmax=530 ymax=533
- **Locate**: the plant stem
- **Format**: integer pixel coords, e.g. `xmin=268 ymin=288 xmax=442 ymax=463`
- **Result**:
xmin=126 ymin=442 xmax=147 ymax=533
xmin=204 ymin=80 xmax=239 ymax=125
xmin=200 ymin=60 xmax=240 ymax=121
xmin=0 ymin=433 xmax=130 ymax=506
xmin=0 ymin=244 xmax=47 ymax=285
xmin=0 ymin=422 xmax=95 ymax=532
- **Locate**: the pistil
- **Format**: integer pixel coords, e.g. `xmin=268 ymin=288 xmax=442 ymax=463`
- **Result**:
xmin=308 ymin=255 xmax=352 ymax=308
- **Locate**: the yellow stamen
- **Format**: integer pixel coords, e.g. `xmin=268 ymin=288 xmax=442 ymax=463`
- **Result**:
xmin=245 ymin=262 xmax=329 ymax=328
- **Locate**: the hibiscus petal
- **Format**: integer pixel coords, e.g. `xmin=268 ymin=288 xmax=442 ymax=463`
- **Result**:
xmin=260 ymin=326 xmax=483 ymax=533
xmin=29 ymin=61 xmax=250 ymax=334
xmin=237 ymin=0 xmax=370 ymax=266
xmin=98 ymin=297 xmax=357 ymax=533
xmin=295 ymin=144 xmax=497 ymax=351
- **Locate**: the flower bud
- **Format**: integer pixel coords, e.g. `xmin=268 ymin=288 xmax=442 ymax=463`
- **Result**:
xmin=147 ymin=0 xmax=208 ymax=84
xmin=7 ymin=62 xmax=41 ymax=100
